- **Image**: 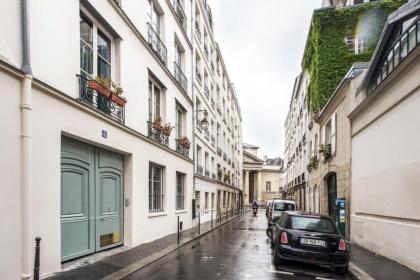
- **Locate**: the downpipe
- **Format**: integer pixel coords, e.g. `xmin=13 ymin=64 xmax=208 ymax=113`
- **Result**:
xmin=20 ymin=0 xmax=33 ymax=279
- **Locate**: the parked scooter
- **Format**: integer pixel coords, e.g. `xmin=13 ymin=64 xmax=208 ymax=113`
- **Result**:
xmin=253 ymin=207 xmax=258 ymax=217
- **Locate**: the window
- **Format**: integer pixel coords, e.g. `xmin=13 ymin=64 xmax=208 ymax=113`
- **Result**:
xmin=330 ymin=114 xmax=337 ymax=155
xmin=149 ymin=163 xmax=164 ymax=212
xmin=223 ymin=191 xmax=226 ymax=207
xmin=148 ymin=0 xmax=161 ymax=35
xmin=205 ymin=192 xmax=209 ymax=210
xmin=195 ymin=191 xmax=200 ymax=212
xmin=345 ymin=35 xmax=367 ymax=54
xmin=175 ymin=40 xmax=185 ymax=69
xmin=211 ymin=193 xmax=215 ymax=209
xmin=176 ymin=172 xmax=185 ymax=210
xmin=148 ymin=79 xmax=162 ymax=122
xmin=266 ymin=181 xmax=271 ymax=191
xmin=175 ymin=103 xmax=185 ymax=139
xmin=289 ymin=216 xmax=336 ymax=234
xmin=80 ymin=11 xmax=113 ymax=79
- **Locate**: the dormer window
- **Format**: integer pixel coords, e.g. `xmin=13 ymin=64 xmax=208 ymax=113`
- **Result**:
xmin=345 ymin=35 xmax=367 ymax=54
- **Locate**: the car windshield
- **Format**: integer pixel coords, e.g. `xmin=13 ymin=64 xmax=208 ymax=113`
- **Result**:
xmin=274 ymin=202 xmax=295 ymax=211
xmin=289 ymin=216 xmax=336 ymax=234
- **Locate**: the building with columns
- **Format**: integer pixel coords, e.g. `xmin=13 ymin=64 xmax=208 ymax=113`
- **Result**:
xmin=243 ymin=143 xmax=284 ymax=204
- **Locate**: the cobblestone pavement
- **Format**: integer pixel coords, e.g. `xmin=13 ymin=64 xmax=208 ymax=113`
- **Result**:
xmin=123 ymin=210 xmax=352 ymax=280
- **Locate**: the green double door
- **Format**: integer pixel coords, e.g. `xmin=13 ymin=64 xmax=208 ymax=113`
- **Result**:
xmin=61 ymin=137 xmax=123 ymax=262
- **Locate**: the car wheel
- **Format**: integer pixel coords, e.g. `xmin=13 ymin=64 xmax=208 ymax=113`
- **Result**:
xmin=266 ymin=228 xmax=273 ymax=239
xmin=334 ymin=266 xmax=348 ymax=275
xmin=273 ymin=246 xmax=283 ymax=265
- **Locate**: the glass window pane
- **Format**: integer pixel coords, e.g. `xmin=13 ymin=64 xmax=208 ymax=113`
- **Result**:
xmin=400 ymin=34 xmax=408 ymax=60
xmin=97 ymin=30 xmax=111 ymax=61
xmin=80 ymin=41 xmax=93 ymax=76
xmin=393 ymin=42 xmax=400 ymax=67
xmin=97 ymin=57 xmax=111 ymax=78
xmin=408 ymin=26 xmax=416 ymax=52
xmin=80 ymin=14 xmax=93 ymax=46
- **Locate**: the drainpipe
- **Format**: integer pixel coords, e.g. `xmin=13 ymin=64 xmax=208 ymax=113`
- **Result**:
xmin=20 ymin=0 xmax=33 ymax=279
xmin=190 ymin=0 xmax=196 ymax=224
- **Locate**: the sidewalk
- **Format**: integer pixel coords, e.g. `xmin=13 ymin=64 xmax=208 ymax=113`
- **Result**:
xmin=348 ymin=243 xmax=420 ymax=280
xmin=44 ymin=212 xmax=243 ymax=280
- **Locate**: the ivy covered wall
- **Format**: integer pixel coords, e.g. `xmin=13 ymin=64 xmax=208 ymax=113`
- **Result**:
xmin=303 ymin=0 xmax=406 ymax=113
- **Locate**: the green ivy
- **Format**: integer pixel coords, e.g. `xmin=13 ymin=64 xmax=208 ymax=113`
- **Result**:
xmin=302 ymin=0 xmax=406 ymax=112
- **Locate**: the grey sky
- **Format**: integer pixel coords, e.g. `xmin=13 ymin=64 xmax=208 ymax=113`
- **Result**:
xmin=211 ymin=0 xmax=321 ymax=158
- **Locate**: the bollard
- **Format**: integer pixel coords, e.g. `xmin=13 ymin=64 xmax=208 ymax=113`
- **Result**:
xmin=211 ymin=210 xmax=213 ymax=228
xmin=177 ymin=216 xmax=180 ymax=245
xmin=34 ymin=237 xmax=41 ymax=280
xmin=198 ymin=214 xmax=201 ymax=235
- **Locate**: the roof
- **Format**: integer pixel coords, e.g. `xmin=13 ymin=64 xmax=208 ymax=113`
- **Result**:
xmin=243 ymin=142 xmax=259 ymax=149
xmin=265 ymin=157 xmax=284 ymax=166
xmin=360 ymin=0 xmax=420 ymax=90
xmin=284 ymin=211 xmax=333 ymax=219
xmin=243 ymin=150 xmax=264 ymax=164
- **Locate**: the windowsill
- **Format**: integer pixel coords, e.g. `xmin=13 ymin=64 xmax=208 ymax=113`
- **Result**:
xmin=148 ymin=212 xmax=167 ymax=218
xmin=175 ymin=209 xmax=188 ymax=214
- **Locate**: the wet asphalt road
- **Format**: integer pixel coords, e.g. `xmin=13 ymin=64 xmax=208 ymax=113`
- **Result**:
xmin=123 ymin=210 xmax=351 ymax=280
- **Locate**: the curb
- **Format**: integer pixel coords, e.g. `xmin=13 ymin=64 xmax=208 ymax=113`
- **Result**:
xmin=101 ymin=211 xmax=248 ymax=280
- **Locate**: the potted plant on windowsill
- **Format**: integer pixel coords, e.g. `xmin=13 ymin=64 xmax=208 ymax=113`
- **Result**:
xmin=179 ymin=137 xmax=191 ymax=149
xmin=88 ymin=76 xmax=112 ymax=97
xmin=223 ymin=173 xmax=229 ymax=183
xmin=152 ymin=117 xmax=163 ymax=132
xmin=161 ymin=123 xmax=174 ymax=136
xmin=111 ymin=82 xmax=127 ymax=107
xmin=217 ymin=169 xmax=223 ymax=181
xmin=319 ymin=144 xmax=332 ymax=161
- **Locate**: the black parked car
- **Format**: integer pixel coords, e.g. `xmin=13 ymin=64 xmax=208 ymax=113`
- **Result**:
xmin=271 ymin=211 xmax=349 ymax=275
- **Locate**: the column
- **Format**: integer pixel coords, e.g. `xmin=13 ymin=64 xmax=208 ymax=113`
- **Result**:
xmin=244 ymin=171 xmax=249 ymax=205
xmin=257 ymin=171 xmax=262 ymax=201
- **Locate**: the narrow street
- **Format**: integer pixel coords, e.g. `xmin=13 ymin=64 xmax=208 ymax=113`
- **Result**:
xmin=123 ymin=210 xmax=351 ymax=280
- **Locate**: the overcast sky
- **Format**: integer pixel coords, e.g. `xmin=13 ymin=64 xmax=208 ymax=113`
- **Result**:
xmin=211 ymin=0 xmax=321 ymax=158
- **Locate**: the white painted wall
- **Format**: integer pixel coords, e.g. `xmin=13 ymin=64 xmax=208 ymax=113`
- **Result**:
xmin=350 ymin=55 xmax=420 ymax=272
xmin=0 ymin=72 xmax=23 ymax=280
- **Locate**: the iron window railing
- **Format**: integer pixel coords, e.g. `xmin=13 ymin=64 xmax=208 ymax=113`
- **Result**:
xmin=147 ymin=121 xmax=169 ymax=147
xmin=147 ymin=23 xmax=167 ymax=66
xmin=369 ymin=18 xmax=420 ymax=94
xmin=197 ymin=165 xmax=204 ymax=175
xmin=149 ymin=194 xmax=164 ymax=212
xmin=175 ymin=139 xmax=190 ymax=158
xmin=174 ymin=62 xmax=188 ymax=92
xmin=173 ymin=0 xmax=187 ymax=32
xmin=77 ymin=75 xmax=125 ymax=124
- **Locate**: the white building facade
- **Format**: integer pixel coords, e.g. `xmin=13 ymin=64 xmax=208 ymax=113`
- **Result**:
xmin=349 ymin=1 xmax=420 ymax=272
xmin=283 ymin=73 xmax=310 ymax=211
xmin=192 ymin=0 xmax=244 ymax=224
xmin=0 ymin=0 xmax=242 ymax=279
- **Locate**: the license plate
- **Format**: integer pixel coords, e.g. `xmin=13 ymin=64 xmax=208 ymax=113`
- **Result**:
xmin=300 ymin=238 xmax=326 ymax=247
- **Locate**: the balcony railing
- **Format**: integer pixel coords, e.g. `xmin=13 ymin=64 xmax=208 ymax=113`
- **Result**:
xmin=174 ymin=62 xmax=188 ymax=92
xmin=197 ymin=165 xmax=204 ymax=175
xmin=369 ymin=17 xmax=420 ymax=94
xmin=147 ymin=23 xmax=167 ymax=66
xmin=77 ymin=75 xmax=125 ymax=124
xmin=173 ymin=0 xmax=187 ymax=32
xmin=147 ymin=121 xmax=169 ymax=147
xmin=176 ymin=139 xmax=190 ymax=158
xmin=217 ymin=147 xmax=222 ymax=156
xmin=204 ymin=84 xmax=210 ymax=98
